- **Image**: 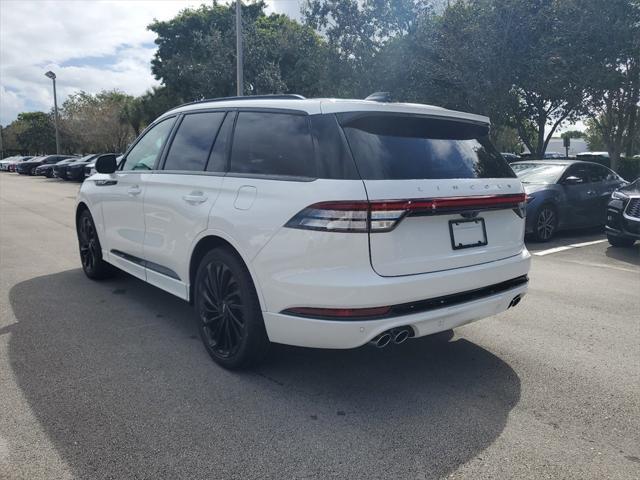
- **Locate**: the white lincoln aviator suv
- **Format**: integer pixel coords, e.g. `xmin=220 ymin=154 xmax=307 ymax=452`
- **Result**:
xmin=76 ymin=94 xmax=531 ymax=369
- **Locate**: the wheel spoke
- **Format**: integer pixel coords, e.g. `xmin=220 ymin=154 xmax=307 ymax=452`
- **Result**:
xmin=197 ymin=260 xmax=248 ymax=357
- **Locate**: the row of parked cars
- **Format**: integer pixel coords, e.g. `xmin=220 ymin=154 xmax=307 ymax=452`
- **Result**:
xmin=508 ymin=159 xmax=639 ymax=246
xmin=0 ymin=154 xmax=103 ymax=180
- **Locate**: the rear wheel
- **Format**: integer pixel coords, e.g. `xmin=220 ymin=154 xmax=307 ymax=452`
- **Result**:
xmin=194 ymin=248 xmax=269 ymax=369
xmin=533 ymin=205 xmax=558 ymax=242
xmin=77 ymin=209 xmax=114 ymax=279
xmin=607 ymin=234 xmax=635 ymax=247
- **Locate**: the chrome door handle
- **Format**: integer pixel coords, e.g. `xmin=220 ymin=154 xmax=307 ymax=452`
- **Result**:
xmin=128 ymin=185 xmax=142 ymax=196
xmin=182 ymin=192 xmax=208 ymax=204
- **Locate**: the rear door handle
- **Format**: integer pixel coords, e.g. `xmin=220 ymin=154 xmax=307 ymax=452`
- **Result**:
xmin=182 ymin=192 xmax=208 ymax=204
xmin=128 ymin=185 xmax=142 ymax=196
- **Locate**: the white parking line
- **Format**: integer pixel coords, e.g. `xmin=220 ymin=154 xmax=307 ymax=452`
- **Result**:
xmin=533 ymin=239 xmax=607 ymax=256
xmin=533 ymin=246 xmax=574 ymax=256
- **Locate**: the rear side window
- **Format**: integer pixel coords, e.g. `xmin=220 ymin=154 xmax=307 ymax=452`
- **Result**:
xmin=338 ymin=113 xmax=515 ymax=180
xmin=230 ymin=112 xmax=316 ymax=178
xmin=163 ymin=112 xmax=225 ymax=171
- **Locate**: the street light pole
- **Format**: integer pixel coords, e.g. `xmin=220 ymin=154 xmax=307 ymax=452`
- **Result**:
xmin=45 ymin=70 xmax=60 ymax=154
xmin=235 ymin=0 xmax=244 ymax=96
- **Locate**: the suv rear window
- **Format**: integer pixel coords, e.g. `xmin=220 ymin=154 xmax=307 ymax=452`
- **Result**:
xmin=338 ymin=113 xmax=515 ymax=180
xmin=164 ymin=112 xmax=225 ymax=171
xmin=230 ymin=112 xmax=315 ymax=178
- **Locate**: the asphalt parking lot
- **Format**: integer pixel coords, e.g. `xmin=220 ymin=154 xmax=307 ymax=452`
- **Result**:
xmin=1 ymin=173 xmax=639 ymax=480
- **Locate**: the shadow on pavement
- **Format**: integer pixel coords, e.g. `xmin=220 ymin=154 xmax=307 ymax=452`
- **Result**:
xmin=9 ymin=269 xmax=520 ymax=479
xmin=525 ymin=226 xmax=604 ymax=252
xmin=605 ymin=244 xmax=640 ymax=266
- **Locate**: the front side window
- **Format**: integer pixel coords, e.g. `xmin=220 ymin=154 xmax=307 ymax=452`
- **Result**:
xmin=163 ymin=112 xmax=226 ymax=172
xmin=563 ymin=165 xmax=590 ymax=183
xmin=338 ymin=113 xmax=516 ymax=180
xmin=588 ymin=164 xmax=616 ymax=182
xmin=122 ymin=118 xmax=175 ymax=171
xmin=230 ymin=112 xmax=316 ymax=178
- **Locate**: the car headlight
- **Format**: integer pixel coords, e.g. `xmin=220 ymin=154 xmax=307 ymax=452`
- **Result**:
xmin=611 ymin=191 xmax=629 ymax=200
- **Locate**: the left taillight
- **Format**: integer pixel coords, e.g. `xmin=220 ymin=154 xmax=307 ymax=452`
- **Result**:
xmin=284 ymin=201 xmax=371 ymax=233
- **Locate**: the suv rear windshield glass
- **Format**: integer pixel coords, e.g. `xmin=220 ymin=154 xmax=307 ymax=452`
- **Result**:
xmin=338 ymin=113 xmax=515 ymax=180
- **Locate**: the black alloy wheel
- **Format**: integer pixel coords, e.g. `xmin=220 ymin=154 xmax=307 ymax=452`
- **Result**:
xmin=534 ymin=205 xmax=557 ymax=242
xmin=77 ymin=210 xmax=114 ymax=279
xmin=195 ymin=248 xmax=269 ymax=369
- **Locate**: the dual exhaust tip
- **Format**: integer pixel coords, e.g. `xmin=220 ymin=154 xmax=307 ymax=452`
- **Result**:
xmin=370 ymin=295 xmax=521 ymax=348
xmin=370 ymin=327 xmax=412 ymax=348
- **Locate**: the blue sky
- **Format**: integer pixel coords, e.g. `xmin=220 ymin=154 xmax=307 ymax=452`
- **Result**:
xmin=0 ymin=0 xmax=301 ymax=126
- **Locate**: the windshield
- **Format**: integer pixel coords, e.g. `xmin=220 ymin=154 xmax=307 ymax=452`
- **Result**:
xmin=515 ymin=164 xmax=566 ymax=184
xmin=338 ymin=113 xmax=515 ymax=180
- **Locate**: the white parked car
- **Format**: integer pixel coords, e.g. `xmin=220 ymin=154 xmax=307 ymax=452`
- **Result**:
xmin=0 ymin=155 xmax=31 ymax=171
xmin=76 ymin=95 xmax=531 ymax=369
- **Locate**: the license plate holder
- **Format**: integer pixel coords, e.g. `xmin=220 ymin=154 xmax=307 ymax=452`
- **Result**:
xmin=449 ymin=218 xmax=487 ymax=250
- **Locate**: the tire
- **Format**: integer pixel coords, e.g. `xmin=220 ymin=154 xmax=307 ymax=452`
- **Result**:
xmin=532 ymin=204 xmax=558 ymax=242
xmin=607 ymin=234 xmax=635 ymax=247
xmin=76 ymin=209 xmax=115 ymax=279
xmin=194 ymin=247 xmax=269 ymax=369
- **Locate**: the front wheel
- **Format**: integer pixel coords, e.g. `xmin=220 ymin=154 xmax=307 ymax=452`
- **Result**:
xmin=194 ymin=248 xmax=269 ymax=369
xmin=533 ymin=205 xmax=558 ymax=242
xmin=77 ymin=209 xmax=115 ymax=279
xmin=607 ymin=234 xmax=635 ymax=247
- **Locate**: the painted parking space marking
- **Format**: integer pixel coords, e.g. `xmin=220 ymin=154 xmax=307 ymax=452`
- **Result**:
xmin=533 ymin=239 xmax=608 ymax=256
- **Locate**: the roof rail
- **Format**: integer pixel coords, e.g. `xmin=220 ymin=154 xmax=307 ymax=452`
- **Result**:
xmin=172 ymin=94 xmax=306 ymax=110
xmin=365 ymin=92 xmax=393 ymax=103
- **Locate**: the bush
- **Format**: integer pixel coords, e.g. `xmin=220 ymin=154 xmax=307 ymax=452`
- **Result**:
xmin=618 ymin=157 xmax=640 ymax=181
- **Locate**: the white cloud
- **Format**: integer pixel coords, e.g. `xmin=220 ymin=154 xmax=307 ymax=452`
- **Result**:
xmin=0 ymin=0 xmax=301 ymax=125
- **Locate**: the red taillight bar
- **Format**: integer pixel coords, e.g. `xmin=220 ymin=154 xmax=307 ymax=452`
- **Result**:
xmin=285 ymin=193 xmax=527 ymax=233
xmin=369 ymin=193 xmax=527 ymax=213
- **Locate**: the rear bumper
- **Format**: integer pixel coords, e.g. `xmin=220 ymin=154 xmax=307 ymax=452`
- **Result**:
xmin=263 ymin=281 xmax=528 ymax=348
xmin=259 ymin=249 xmax=531 ymax=348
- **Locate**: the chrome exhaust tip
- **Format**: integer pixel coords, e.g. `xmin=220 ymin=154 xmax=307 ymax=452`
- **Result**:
xmin=370 ymin=332 xmax=392 ymax=348
xmin=392 ymin=328 xmax=410 ymax=344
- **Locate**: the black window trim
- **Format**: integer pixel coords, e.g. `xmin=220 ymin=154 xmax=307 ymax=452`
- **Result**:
xmin=227 ymin=109 xmax=319 ymax=182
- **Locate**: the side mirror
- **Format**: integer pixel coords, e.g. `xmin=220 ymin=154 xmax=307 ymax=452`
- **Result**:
xmin=95 ymin=154 xmax=117 ymax=174
xmin=563 ymin=176 xmax=583 ymax=185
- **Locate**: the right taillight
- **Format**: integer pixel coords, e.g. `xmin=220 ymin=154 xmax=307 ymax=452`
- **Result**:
xmin=285 ymin=194 xmax=526 ymax=233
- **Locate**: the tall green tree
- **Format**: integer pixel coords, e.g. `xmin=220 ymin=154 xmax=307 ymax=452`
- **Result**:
xmin=149 ymin=2 xmax=332 ymax=100
xmin=15 ymin=112 xmax=56 ymax=154
xmin=303 ymin=0 xmax=432 ymax=97
xmin=575 ymin=0 xmax=640 ymax=170
xmin=61 ymin=90 xmax=135 ymax=153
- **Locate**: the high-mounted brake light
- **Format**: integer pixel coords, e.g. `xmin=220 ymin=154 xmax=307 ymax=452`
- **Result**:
xmin=285 ymin=194 xmax=527 ymax=233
